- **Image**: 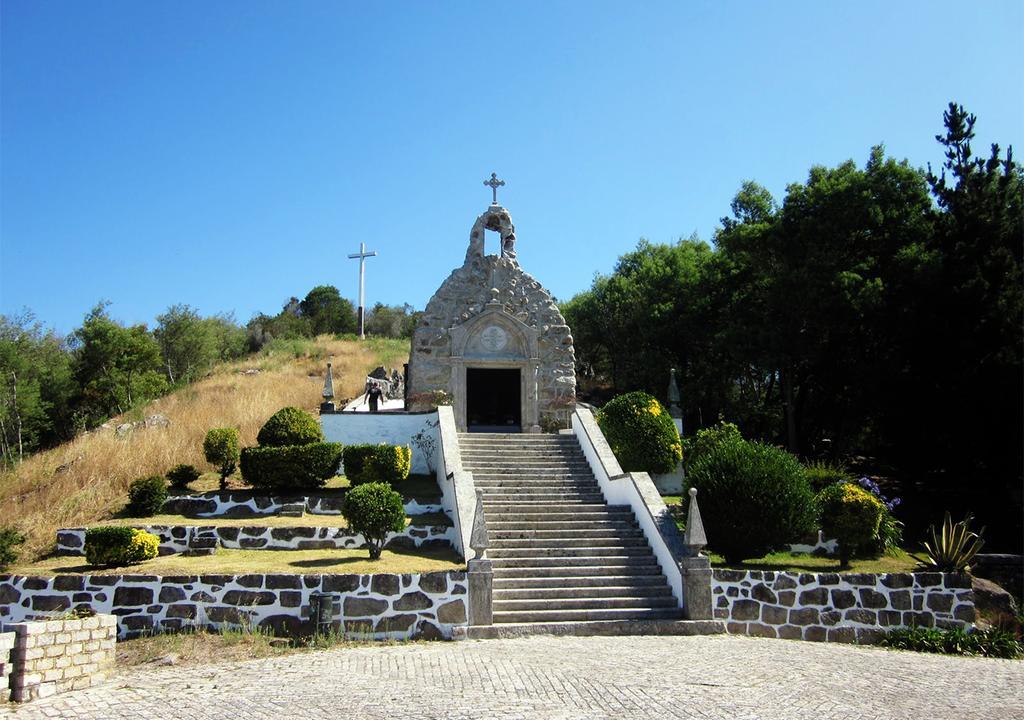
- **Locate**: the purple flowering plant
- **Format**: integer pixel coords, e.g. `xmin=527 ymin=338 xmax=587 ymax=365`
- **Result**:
xmin=856 ymin=476 xmax=901 ymax=512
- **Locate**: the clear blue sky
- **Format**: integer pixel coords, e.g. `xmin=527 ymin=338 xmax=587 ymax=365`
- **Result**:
xmin=2 ymin=1 xmax=1021 ymax=335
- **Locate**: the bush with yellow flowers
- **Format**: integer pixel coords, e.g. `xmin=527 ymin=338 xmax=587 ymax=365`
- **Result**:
xmin=596 ymin=391 xmax=682 ymax=474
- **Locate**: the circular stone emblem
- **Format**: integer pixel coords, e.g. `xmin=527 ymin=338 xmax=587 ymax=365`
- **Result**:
xmin=479 ymin=325 xmax=509 ymax=352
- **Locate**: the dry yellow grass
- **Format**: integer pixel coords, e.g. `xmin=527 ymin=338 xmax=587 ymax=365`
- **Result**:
xmin=0 ymin=336 xmax=409 ymax=561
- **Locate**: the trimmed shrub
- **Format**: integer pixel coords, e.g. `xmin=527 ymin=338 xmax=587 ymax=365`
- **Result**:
xmin=84 ymin=527 xmax=159 ymax=567
xmin=803 ymin=460 xmax=855 ymax=493
xmin=0 ymin=526 xmax=26 ymax=572
xmin=204 ymin=427 xmax=240 ymax=491
xmin=881 ymin=626 xmax=1022 ymax=659
xmin=166 ymin=463 xmax=201 ymax=491
xmin=687 ymin=439 xmax=817 ymax=563
xmin=343 ymin=444 xmax=412 ymax=486
xmin=682 ymin=420 xmax=742 ymax=471
xmin=256 ymin=406 xmax=323 ymax=447
xmin=126 ymin=475 xmax=168 ymax=516
xmin=817 ymin=482 xmax=884 ymax=567
xmin=596 ymin=391 xmax=682 ymax=474
xmin=343 ymin=482 xmax=406 ymax=559
xmin=239 ymin=442 xmax=343 ymax=490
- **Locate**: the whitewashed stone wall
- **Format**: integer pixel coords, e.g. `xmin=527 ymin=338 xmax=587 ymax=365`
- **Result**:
xmin=56 ymin=520 xmax=456 ymax=556
xmin=712 ymin=570 xmax=975 ymax=643
xmin=4 ymin=615 xmax=116 ymax=702
xmin=162 ymin=493 xmax=442 ymax=518
xmin=0 ymin=571 xmax=468 ymax=640
xmin=0 ymin=631 xmax=13 ymax=702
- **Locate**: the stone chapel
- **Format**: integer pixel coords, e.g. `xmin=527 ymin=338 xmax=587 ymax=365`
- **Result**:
xmin=407 ymin=199 xmax=576 ymax=432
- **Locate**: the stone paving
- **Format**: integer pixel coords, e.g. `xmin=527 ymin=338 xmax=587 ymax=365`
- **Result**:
xmin=3 ymin=634 xmax=1021 ymax=719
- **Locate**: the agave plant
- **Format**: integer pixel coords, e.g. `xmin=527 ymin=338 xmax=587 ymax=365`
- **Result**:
xmin=914 ymin=512 xmax=985 ymax=572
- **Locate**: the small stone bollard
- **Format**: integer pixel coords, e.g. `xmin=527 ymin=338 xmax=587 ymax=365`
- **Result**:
xmin=468 ymin=559 xmax=493 ymax=626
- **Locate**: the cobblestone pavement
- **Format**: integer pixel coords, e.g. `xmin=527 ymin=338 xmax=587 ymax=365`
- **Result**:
xmin=3 ymin=634 xmax=1022 ymax=719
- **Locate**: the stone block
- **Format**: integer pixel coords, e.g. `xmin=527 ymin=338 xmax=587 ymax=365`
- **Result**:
xmin=750 ymin=583 xmax=777 ymax=604
xmin=855 ymin=628 xmax=885 ymax=645
xmin=819 ymin=610 xmax=841 ymax=626
xmin=159 ymin=587 xmax=186 ymax=603
xmin=395 ymin=591 xmax=433 ymax=612
xmin=789 ymin=608 xmax=820 ymax=625
xmin=830 ymin=589 xmax=856 ymax=609
xmin=902 ymin=611 xmax=934 ymax=628
xmin=777 ymin=625 xmax=803 ymax=640
xmin=746 ymin=623 xmax=777 ymax=638
xmin=772 ymin=574 xmax=798 ymax=591
xmin=953 ymin=603 xmax=976 ymax=623
xmin=375 ymin=614 xmax=417 ymax=633
xmin=845 ymin=608 xmax=877 ymax=625
xmin=798 ymin=588 xmax=828 ymax=606
xmin=113 ymin=586 xmax=153 ymax=607
xmin=777 ymin=591 xmax=795 ymax=607
xmin=437 ymin=599 xmax=467 ymax=624
xmin=827 ymin=627 xmax=857 ymax=643
xmin=322 ymin=575 xmax=360 ymax=593
xmin=761 ymin=605 xmax=788 ymax=625
xmin=725 ymin=622 xmax=747 ymax=635
xmin=878 ymin=610 xmax=902 ymax=626
xmin=371 ymin=574 xmax=401 ymax=596
xmin=889 ymin=590 xmax=911 ymax=610
xmin=803 ymin=626 xmax=827 ymax=642
xmin=222 ymin=590 xmax=276 ymax=606
xmin=858 ymin=588 xmax=888 ymax=609
xmin=816 ymin=573 xmax=840 ymax=586
xmin=732 ymin=599 xmax=760 ymax=621
xmin=915 ymin=572 xmax=943 ymax=588
xmin=926 ymin=592 xmax=953 ymax=613
xmin=343 ymin=597 xmax=388 ymax=618
xmin=880 ymin=574 xmax=913 ymax=589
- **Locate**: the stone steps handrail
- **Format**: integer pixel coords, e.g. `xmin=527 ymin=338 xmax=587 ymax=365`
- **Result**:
xmin=436 ymin=405 xmax=476 ymax=561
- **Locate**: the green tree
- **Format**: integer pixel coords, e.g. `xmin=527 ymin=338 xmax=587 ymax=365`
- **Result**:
xmin=71 ymin=303 xmax=166 ymax=424
xmin=300 ymin=285 xmax=356 ymax=335
xmin=204 ymin=427 xmax=240 ymax=491
xmin=155 ymin=304 xmax=215 ymax=384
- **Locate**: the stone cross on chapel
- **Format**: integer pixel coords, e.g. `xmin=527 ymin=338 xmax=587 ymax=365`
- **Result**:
xmin=484 ymin=173 xmax=505 ymax=205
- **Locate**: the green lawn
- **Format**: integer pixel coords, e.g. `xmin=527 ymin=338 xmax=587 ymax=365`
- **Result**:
xmin=13 ymin=545 xmax=464 ymax=576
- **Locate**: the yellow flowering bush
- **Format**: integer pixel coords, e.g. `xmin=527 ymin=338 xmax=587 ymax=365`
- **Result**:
xmin=597 ymin=391 xmax=682 ymax=474
xmin=816 ymin=482 xmax=884 ymax=567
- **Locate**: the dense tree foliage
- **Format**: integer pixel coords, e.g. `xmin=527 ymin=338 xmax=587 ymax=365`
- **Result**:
xmin=565 ymin=104 xmax=1022 ymax=550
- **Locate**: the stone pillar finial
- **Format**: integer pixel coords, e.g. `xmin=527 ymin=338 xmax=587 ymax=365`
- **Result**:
xmin=470 ymin=488 xmax=489 ymax=560
xmin=320 ymin=360 xmax=336 ymax=413
xmin=668 ymin=368 xmax=682 ymax=418
xmin=683 ymin=487 xmax=707 ymax=556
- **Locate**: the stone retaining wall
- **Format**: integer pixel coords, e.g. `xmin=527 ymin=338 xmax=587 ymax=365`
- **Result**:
xmin=0 ymin=631 xmax=13 ymax=702
xmin=0 ymin=571 xmax=467 ymax=640
xmin=712 ymin=570 xmax=974 ymax=643
xmin=56 ymin=521 xmax=457 ymax=556
xmin=162 ymin=493 xmax=442 ymax=518
xmin=4 ymin=615 xmax=116 ymax=702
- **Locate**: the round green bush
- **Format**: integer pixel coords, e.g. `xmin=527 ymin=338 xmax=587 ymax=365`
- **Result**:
xmin=343 ymin=482 xmax=406 ymax=559
xmin=239 ymin=442 xmax=343 ymax=490
xmin=256 ymin=406 xmax=323 ymax=447
xmin=687 ymin=439 xmax=817 ymax=563
xmin=596 ymin=391 xmax=682 ymax=474
xmin=682 ymin=421 xmax=743 ymax=470
xmin=204 ymin=427 xmax=241 ymax=490
xmin=817 ymin=482 xmax=884 ymax=566
xmin=343 ymin=444 xmax=412 ymax=486
xmin=126 ymin=475 xmax=168 ymax=516
xmin=84 ymin=527 xmax=159 ymax=566
xmin=166 ymin=463 xmax=201 ymax=491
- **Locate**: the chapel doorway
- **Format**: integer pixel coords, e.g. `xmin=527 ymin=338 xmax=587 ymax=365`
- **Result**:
xmin=466 ymin=368 xmax=521 ymax=432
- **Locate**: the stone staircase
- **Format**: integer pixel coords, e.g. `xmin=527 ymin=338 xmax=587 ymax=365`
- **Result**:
xmin=459 ymin=432 xmax=681 ymax=626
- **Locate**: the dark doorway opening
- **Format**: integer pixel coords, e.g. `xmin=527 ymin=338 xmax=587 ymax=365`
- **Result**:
xmin=466 ymin=368 xmax=521 ymax=432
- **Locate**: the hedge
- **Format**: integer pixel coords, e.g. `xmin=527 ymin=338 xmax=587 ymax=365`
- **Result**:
xmin=343 ymin=444 xmax=412 ymax=486
xmin=256 ymin=406 xmax=323 ymax=447
xmin=84 ymin=527 xmax=159 ymax=567
xmin=343 ymin=482 xmax=406 ymax=559
xmin=126 ymin=475 xmax=168 ymax=516
xmin=817 ymin=482 xmax=884 ymax=566
xmin=239 ymin=442 xmax=343 ymax=490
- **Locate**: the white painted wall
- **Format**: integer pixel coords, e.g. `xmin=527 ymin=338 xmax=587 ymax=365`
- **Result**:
xmin=321 ymin=411 xmax=439 ymax=475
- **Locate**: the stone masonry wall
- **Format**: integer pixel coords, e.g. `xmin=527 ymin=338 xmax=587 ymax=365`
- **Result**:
xmin=4 ymin=615 xmax=116 ymax=703
xmin=56 ymin=522 xmax=457 ymax=556
xmin=712 ymin=570 xmax=975 ymax=644
xmin=0 ymin=631 xmax=13 ymax=702
xmin=0 ymin=571 xmax=467 ymax=641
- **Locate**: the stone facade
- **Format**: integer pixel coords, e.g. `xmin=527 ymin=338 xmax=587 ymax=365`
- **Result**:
xmin=408 ymin=205 xmax=575 ymax=431
xmin=0 ymin=571 xmax=468 ymax=640
xmin=0 ymin=631 xmax=13 ymax=702
xmin=56 ymin=520 xmax=456 ymax=557
xmin=712 ymin=569 xmax=975 ymax=643
xmin=5 ymin=615 xmax=116 ymax=702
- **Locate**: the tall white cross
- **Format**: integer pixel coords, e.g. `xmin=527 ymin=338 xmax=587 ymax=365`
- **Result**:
xmin=347 ymin=241 xmax=377 ymax=339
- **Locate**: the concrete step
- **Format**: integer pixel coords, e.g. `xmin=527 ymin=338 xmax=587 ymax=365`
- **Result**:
xmin=483 ymin=511 xmax=634 ymax=523
xmin=487 ymin=528 xmax=644 ymax=540
xmin=492 ymin=574 xmax=669 ymax=589
xmin=486 ymin=520 xmax=640 ymax=531
xmin=461 ymin=448 xmax=585 ymax=457
xmin=491 ymin=564 xmax=662 ymax=578
xmin=487 ymin=546 xmax=655 ymax=559
xmin=461 ymin=619 xmax=725 ymax=640
xmin=475 ymin=478 xmax=598 ymax=487
xmin=473 ymin=474 xmax=597 ymax=483
xmin=481 ymin=498 xmax=607 ymax=507
xmin=493 ymin=596 xmax=677 ymax=612
xmin=490 ymin=555 xmax=657 ymax=569
xmin=488 ymin=536 xmax=648 ymax=549
xmin=492 ymin=608 xmax=682 ymax=624
xmin=493 ymin=585 xmax=674 ymax=600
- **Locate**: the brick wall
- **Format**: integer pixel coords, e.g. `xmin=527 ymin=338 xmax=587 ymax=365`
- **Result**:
xmin=712 ymin=570 xmax=975 ymax=643
xmin=6 ymin=615 xmax=116 ymax=703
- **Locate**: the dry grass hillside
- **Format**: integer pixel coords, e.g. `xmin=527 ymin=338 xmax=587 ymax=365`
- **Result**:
xmin=0 ymin=336 xmax=409 ymax=561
